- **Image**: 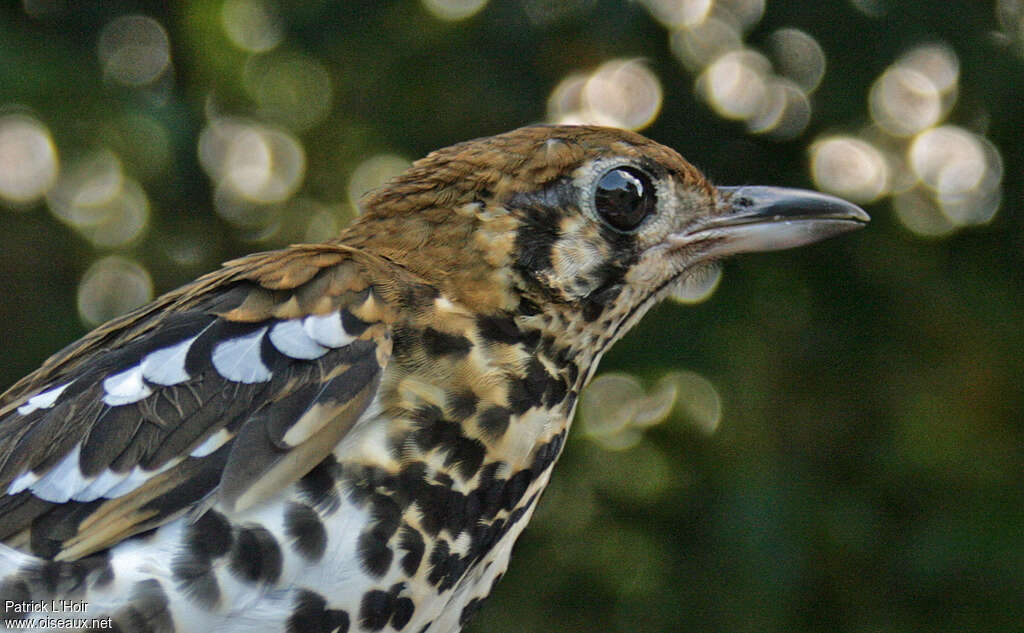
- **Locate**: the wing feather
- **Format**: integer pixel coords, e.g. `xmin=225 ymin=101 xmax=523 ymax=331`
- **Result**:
xmin=0 ymin=244 xmax=397 ymax=560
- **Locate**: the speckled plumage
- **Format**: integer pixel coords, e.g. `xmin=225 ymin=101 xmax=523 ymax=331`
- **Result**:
xmin=0 ymin=125 xmax=867 ymax=632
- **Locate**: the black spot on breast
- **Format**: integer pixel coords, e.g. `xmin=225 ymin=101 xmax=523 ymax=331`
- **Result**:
xmin=357 ymin=494 xmax=401 ymax=578
xmin=422 ymin=328 xmax=472 ymax=358
xmin=448 ymin=390 xmax=478 ymax=420
xmin=502 ymin=470 xmax=534 ymax=512
xmin=111 ymin=579 xmax=173 ymax=633
xmin=5 ymin=553 xmax=112 ymax=608
xmin=410 ymin=407 xmax=485 ymax=480
xmin=476 ymin=314 xmax=522 ymax=345
xmin=427 ymin=539 xmax=467 ymax=592
xmin=507 ymin=358 xmax=552 ymax=414
xmin=391 ymin=597 xmax=415 ymax=630
xmin=298 ymin=455 xmax=342 ymax=514
xmin=417 ymin=623 xmax=433 ymax=633
xmin=531 ymin=431 xmax=566 ymax=475
xmin=398 ymin=525 xmax=425 ymax=576
xmin=191 ymin=510 xmax=233 ymax=557
xmin=477 ymin=406 xmax=511 ymax=440
xmin=358 ymin=584 xmax=411 ymax=632
xmin=173 ymin=513 xmax=231 ymax=608
xmin=285 ymin=503 xmax=327 ymax=562
xmin=229 ymin=525 xmax=282 ymax=585
xmin=287 ymin=589 xmax=350 ymax=633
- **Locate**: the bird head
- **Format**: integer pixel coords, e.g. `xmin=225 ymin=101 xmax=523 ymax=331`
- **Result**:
xmin=346 ymin=125 xmax=868 ymax=360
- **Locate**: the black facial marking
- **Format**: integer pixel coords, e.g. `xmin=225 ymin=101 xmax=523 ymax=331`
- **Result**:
xmin=285 ymin=502 xmax=327 ymax=562
xmin=287 ymin=589 xmax=350 ymax=633
xmin=513 ymin=204 xmax=560 ymax=276
xmin=422 ymin=327 xmax=472 ymax=358
xmin=229 ymin=525 xmax=282 ymax=585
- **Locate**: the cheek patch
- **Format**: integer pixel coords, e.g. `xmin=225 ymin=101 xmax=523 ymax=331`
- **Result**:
xmin=547 ymin=218 xmax=610 ymax=300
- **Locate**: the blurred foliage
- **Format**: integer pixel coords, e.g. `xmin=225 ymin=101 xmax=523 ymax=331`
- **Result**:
xmin=1 ymin=1 xmax=1021 ymax=632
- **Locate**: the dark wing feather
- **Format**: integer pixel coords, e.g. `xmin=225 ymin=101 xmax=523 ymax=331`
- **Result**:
xmin=0 ymin=244 xmax=396 ymax=560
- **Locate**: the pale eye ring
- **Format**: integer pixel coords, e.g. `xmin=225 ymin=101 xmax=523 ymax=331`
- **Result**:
xmin=593 ymin=166 xmax=656 ymax=232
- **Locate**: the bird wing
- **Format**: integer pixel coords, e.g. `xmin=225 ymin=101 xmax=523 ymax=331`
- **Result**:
xmin=0 ymin=243 xmax=395 ymax=561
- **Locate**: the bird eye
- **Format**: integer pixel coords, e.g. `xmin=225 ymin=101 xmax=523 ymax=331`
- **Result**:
xmin=594 ymin=167 xmax=656 ymax=232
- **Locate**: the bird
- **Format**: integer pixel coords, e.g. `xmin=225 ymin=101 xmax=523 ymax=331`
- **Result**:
xmin=0 ymin=125 xmax=868 ymax=633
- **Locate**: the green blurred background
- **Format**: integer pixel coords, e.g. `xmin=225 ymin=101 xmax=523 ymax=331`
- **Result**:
xmin=0 ymin=1 xmax=1020 ymax=631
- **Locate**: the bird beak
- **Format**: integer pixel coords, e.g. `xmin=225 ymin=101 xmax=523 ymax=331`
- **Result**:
xmin=670 ymin=186 xmax=870 ymax=259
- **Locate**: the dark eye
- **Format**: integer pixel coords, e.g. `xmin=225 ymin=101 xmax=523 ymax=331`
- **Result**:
xmin=594 ymin=167 xmax=656 ymax=232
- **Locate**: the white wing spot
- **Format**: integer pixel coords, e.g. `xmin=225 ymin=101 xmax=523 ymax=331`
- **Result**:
xmin=73 ymin=467 xmax=130 ymax=501
xmin=303 ymin=312 xmax=353 ymax=348
xmin=212 ymin=327 xmax=273 ymax=383
xmin=103 ymin=365 xmax=153 ymax=406
xmin=17 ymin=381 xmax=73 ymax=415
xmin=102 ymin=463 xmax=173 ymax=498
xmin=141 ymin=334 xmax=199 ymax=385
xmin=190 ymin=428 xmax=233 ymax=457
xmin=270 ymin=319 xmax=329 ymax=360
xmin=28 ymin=444 xmax=91 ymax=503
xmin=7 ymin=470 xmax=40 ymax=495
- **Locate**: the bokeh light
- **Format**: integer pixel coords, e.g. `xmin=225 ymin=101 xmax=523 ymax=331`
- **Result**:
xmin=580 ymin=370 xmax=721 ymax=450
xmin=642 ymin=0 xmax=714 ymax=29
xmin=221 ymin=0 xmax=284 ymax=53
xmin=892 ymin=188 xmax=956 ymax=238
xmin=806 ymin=40 xmax=1003 ymax=237
xmin=670 ymin=16 xmax=744 ymax=72
xmin=698 ymin=49 xmax=770 ymax=120
xmin=769 ymin=27 xmax=827 ymax=92
xmin=869 ymin=43 xmax=959 ymax=137
xmin=909 ymin=126 xmax=1002 ymax=226
xmin=421 ymin=0 xmax=488 ymax=21
xmin=243 ymin=51 xmax=333 ymax=131
xmin=76 ymin=256 xmax=153 ymax=326
xmin=665 ymin=370 xmax=722 ymax=435
xmin=810 ymin=136 xmax=890 ymax=203
xmin=97 ymin=14 xmax=172 ymax=87
xmin=199 ymin=117 xmax=306 ymax=207
xmin=716 ymin=0 xmax=765 ymax=32
xmin=46 ymin=150 xmax=150 ymax=247
xmin=0 ymin=114 xmax=58 ymax=206
xmin=548 ymin=59 xmax=663 ymax=131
